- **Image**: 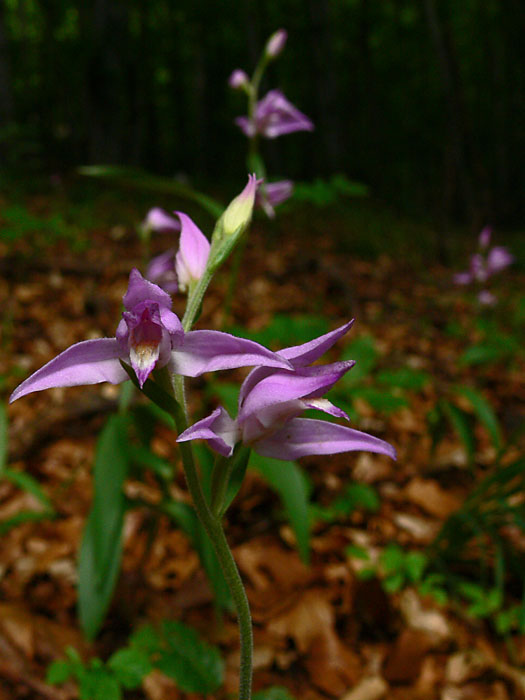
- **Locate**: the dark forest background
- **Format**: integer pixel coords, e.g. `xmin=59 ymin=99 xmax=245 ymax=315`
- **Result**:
xmin=0 ymin=0 xmax=524 ymax=228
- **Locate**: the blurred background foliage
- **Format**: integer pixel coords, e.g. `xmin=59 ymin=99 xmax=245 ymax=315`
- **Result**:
xmin=0 ymin=0 xmax=524 ymax=230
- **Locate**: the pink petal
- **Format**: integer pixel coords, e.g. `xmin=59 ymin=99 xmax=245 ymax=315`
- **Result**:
xmin=9 ymin=339 xmax=127 ymax=403
xmin=123 ymin=268 xmax=173 ymax=310
xmin=176 ymin=407 xmax=239 ymax=457
xmin=255 ymin=418 xmax=396 ymax=460
xmin=174 ymin=212 xmax=210 ymax=288
xmin=170 ymin=330 xmax=292 ymax=377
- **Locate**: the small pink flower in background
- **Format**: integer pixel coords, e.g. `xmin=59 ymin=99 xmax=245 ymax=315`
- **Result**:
xmin=453 ymin=226 xmax=514 ymax=304
xmin=265 ymin=29 xmax=287 ymax=58
xmin=143 ymin=207 xmax=181 ymax=234
xmin=145 ymin=248 xmax=178 ymax=294
xmin=486 ymin=246 xmax=515 ymax=275
xmin=228 ymin=69 xmax=249 ymax=90
xmin=235 ymin=89 xmax=314 ymax=139
xmin=478 ymin=290 xmax=497 ymax=306
xmin=256 ymin=180 xmax=294 ymax=218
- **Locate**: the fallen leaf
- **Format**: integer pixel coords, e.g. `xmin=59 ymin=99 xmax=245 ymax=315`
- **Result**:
xmin=339 ymin=676 xmax=388 ymax=700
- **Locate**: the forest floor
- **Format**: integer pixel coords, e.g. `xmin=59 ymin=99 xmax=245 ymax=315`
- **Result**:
xmin=1 ymin=186 xmax=524 ymax=700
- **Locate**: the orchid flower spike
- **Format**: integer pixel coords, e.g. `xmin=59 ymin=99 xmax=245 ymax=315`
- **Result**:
xmin=10 ymin=269 xmax=293 ymax=402
xmin=235 ymin=89 xmax=314 ymax=139
xmin=178 ymin=322 xmax=396 ymax=462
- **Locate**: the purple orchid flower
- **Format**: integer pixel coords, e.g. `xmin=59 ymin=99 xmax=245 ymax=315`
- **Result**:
xmin=145 ymin=211 xmax=211 ymax=294
xmin=256 ymin=180 xmax=294 ymax=218
xmin=177 ymin=322 xmax=396 ymax=462
xmin=235 ymin=89 xmax=314 ymax=139
xmin=477 ymin=290 xmax=497 ymax=306
xmin=454 ymin=227 xmax=514 ymax=292
xmin=9 ymin=269 xmax=293 ymax=402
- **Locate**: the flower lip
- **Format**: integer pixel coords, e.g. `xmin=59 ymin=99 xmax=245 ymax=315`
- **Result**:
xmin=123 ymin=302 xmax=166 ymax=387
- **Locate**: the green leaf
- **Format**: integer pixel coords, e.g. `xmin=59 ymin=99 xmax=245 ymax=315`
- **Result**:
xmin=383 ymin=572 xmax=405 ymax=593
xmin=129 ymin=445 xmax=174 ymax=481
xmin=0 ymin=403 xmax=7 ymax=476
xmin=405 ymin=552 xmax=427 ymax=583
xmin=0 ymin=509 xmax=54 ymax=535
xmin=339 ymin=335 xmax=377 ymax=386
xmin=352 ymin=386 xmax=408 ymax=413
xmin=441 ymin=400 xmax=475 ymax=465
xmin=330 ymin=173 xmax=369 ymax=197
xmin=78 ymin=165 xmax=223 ymax=218
xmin=456 ymin=386 xmax=503 ymax=452
xmin=380 ymin=544 xmax=405 ymax=573
xmin=345 ymin=544 xmax=370 ymax=560
xmin=459 ymin=336 xmax=519 ymax=366
xmin=128 ymin=625 xmax=162 ymax=656
xmin=357 ymin=567 xmax=377 ymax=580
xmin=108 ymin=648 xmax=152 ymax=689
xmin=152 ymin=620 xmax=224 ymax=694
xmin=3 ymin=468 xmax=54 ymax=510
xmin=376 ymin=367 xmax=430 ymax=391
xmin=314 ymin=483 xmax=379 ymax=522
xmin=253 ymin=687 xmax=296 ymax=700
xmin=250 ymin=453 xmax=311 ymax=564
xmin=162 ymin=500 xmax=232 ymax=610
xmin=47 ymin=660 xmax=73 ymax=685
xmin=78 ymin=415 xmax=130 ymax=640
xmin=79 ymin=667 xmax=122 ymax=700
xmin=457 ymin=581 xmax=485 ymax=602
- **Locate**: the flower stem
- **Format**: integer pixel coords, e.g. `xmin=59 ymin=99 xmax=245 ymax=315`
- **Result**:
xmin=175 ymin=424 xmax=253 ymax=700
xmin=155 ymin=368 xmax=253 ymax=699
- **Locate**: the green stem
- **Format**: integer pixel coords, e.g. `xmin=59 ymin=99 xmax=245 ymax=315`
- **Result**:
xmin=182 ymin=268 xmax=215 ymax=332
xmin=221 ymin=235 xmax=248 ymax=329
xmin=176 ymin=421 xmax=253 ymax=700
xmin=155 ymin=368 xmax=253 ymax=699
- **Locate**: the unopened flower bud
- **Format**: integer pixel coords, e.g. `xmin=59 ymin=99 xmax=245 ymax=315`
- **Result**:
xmin=221 ymin=174 xmax=259 ymax=237
xmin=228 ymin=69 xmax=250 ymax=90
xmin=265 ymin=29 xmax=287 ymax=59
xmin=478 ymin=226 xmax=492 ymax=249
